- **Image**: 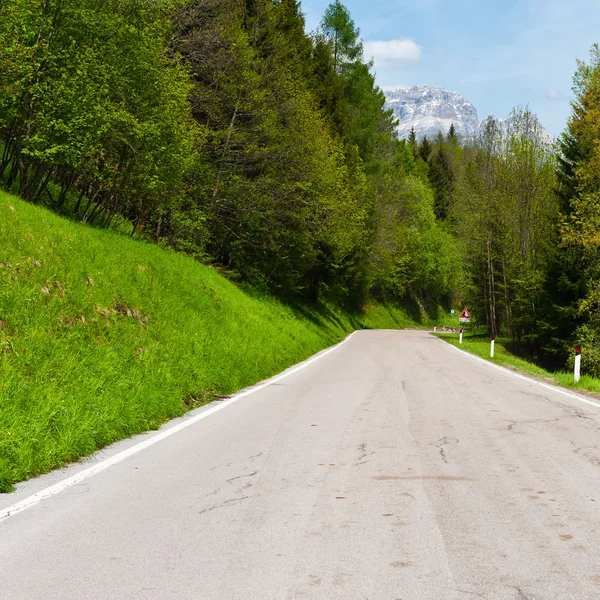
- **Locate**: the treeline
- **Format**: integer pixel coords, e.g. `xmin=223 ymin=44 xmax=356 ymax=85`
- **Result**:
xmin=1 ymin=1 xmax=599 ymax=375
xmin=0 ymin=0 xmax=458 ymax=305
xmin=409 ymin=45 xmax=600 ymax=376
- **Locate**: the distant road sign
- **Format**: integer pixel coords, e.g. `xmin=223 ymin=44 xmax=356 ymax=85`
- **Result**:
xmin=459 ymin=308 xmax=471 ymax=323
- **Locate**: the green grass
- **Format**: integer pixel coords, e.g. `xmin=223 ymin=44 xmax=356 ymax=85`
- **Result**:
xmin=435 ymin=332 xmax=600 ymax=397
xmin=0 ymin=191 xmax=435 ymax=492
xmin=361 ymin=299 xmax=468 ymax=330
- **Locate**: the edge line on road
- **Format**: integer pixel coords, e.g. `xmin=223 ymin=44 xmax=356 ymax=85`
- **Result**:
xmin=0 ymin=331 xmax=357 ymax=523
xmin=436 ymin=335 xmax=600 ymax=410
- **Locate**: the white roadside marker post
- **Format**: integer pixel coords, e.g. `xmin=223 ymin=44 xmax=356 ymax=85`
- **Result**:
xmin=490 ymin=335 xmax=495 ymax=358
xmin=574 ymin=346 xmax=581 ymax=384
xmin=459 ymin=329 xmax=463 ymax=344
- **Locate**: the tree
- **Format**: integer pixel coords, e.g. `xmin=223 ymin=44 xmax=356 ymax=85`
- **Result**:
xmin=419 ymin=137 xmax=432 ymax=162
xmin=0 ymin=0 xmax=196 ymax=227
xmin=556 ymin=44 xmax=600 ymax=214
xmin=453 ymin=109 xmax=557 ymax=341
xmin=320 ymin=1 xmax=362 ymax=73
xmin=560 ymin=45 xmax=600 ymax=252
xmin=447 ymin=123 xmax=458 ymax=143
xmin=498 ymin=108 xmax=558 ymax=343
xmin=0 ymin=0 xmax=466 ymax=314
xmin=408 ymin=128 xmax=418 ymax=158
xmin=428 ymin=146 xmax=455 ymax=220
xmin=552 ymin=44 xmax=600 ymax=374
xmin=172 ymin=0 xmax=373 ymax=298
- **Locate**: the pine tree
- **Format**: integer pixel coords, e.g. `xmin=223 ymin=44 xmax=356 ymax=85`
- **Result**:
xmin=557 ymin=44 xmax=600 ymax=214
xmin=560 ymin=45 xmax=600 ymax=251
xmin=428 ymin=147 xmax=454 ymax=220
xmin=407 ymin=128 xmax=418 ymax=158
xmin=320 ymin=1 xmax=362 ymax=73
xmin=308 ymin=35 xmax=349 ymax=137
xmin=550 ymin=43 xmax=600 ymax=375
xmin=447 ymin=123 xmax=458 ymax=143
xmin=419 ymin=137 xmax=432 ymax=162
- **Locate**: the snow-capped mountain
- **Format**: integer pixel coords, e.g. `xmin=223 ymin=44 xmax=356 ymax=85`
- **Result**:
xmin=384 ymin=86 xmax=554 ymax=143
xmin=384 ymin=86 xmax=479 ymax=141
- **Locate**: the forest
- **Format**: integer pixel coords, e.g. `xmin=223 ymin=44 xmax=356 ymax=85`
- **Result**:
xmin=1 ymin=0 xmax=599 ymax=376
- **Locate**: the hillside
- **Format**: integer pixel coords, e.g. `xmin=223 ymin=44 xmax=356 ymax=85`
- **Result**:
xmin=0 ymin=191 xmax=434 ymax=492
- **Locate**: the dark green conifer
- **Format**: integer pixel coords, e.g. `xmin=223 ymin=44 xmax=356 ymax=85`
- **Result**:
xmin=428 ymin=147 xmax=454 ymax=219
xmin=447 ymin=123 xmax=457 ymax=143
xmin=407 ymin=127 xmax=418 ymax=158
xmin=419 ymin=137 xmax=432 ymax=162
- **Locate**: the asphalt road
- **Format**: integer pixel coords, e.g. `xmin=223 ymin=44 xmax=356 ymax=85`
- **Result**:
xmin=1 ymin=330 xmax=600 ymax=599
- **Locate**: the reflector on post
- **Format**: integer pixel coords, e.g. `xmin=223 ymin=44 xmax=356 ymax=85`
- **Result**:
xmin=575 ymin=346 xmax=582 ymax=383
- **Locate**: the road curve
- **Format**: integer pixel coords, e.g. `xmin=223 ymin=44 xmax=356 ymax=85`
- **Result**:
xmin=1 ymin=330 xmax=600 ymax=599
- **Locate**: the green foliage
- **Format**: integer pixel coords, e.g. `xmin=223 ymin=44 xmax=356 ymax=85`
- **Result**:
xmin=0 ymin=0 xmax=198 ymax=224
xmin=320 ymin=0 xmax=362 ymax=72
xmin=428 ymin=146 xmax=455 ymax=219
xmin=541 ymin=44 xmax=600 ymax=376
xmin=452 ymin=108 xmax=558 ymax=346
xmin=170 ymin=0 xmax=370 ymax=298
xmin=419 ymin=137 xmax=432 ymax=162
xmin=447 ymin=124 xmax=458 ymax=143
xmin=369 ymin=172 xmax=462 ymax=302
xmin=0 ymin=0 xmax=465 ymax=313
xmin=408 ymin=128 xmax=418 ymax=158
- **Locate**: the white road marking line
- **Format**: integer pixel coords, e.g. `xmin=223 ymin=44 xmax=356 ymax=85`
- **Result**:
xmin=0 ymin=332 xmax=356 ymax=522
xmin=437 ymin=336 xmax=600 ymax=410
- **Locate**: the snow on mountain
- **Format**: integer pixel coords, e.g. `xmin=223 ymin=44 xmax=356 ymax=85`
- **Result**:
xmin=384 ymin=86 xmax=479 ymax=141
xmin=384 ymin=86 xmax=554 ymax=143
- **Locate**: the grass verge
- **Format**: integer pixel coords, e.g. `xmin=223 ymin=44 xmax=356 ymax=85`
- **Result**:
xmin=435 ymin=332 xmax=600 ymax=398
xmin=0 ymin=191 xmax=435 ymax=492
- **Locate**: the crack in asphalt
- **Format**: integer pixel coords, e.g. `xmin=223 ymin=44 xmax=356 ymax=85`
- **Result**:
xmin=573 ymin=445 xmax=600 ymax=467
xmin=520 ymin=391 xmax=600 ymax=428
xmin=356 ymin=443 xmax=376 ymax=465
xmin=434 ymin=437 xmax=459 ymax=464
xmin=515 ymin=586 xmax=532 ymax=600
xmin=198 ymin=495 xmax=254 ymax=515
xmin=226 ymin=471 xmax=258 ymax=484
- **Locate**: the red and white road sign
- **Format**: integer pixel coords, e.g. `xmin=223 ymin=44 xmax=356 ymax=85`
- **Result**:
xmin=459 ymin=308 xmax=471 ymax=323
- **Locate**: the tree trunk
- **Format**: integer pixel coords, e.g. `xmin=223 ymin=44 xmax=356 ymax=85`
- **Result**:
xmin=502 ymin=258 xmax=512 ymax=339
xmin=212 ymin=94 xmax=241 ymax=201
xmin=487 ymin=239 xmax=497 ymax=337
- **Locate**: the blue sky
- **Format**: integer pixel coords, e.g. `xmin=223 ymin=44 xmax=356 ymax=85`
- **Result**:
xmin=300 ymin=0 xmax=600 ymax=135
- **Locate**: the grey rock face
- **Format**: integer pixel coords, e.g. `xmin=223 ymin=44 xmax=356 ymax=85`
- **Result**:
xmin=384 ymin=86 xmax=554 ymax=144
xmin=384 ymin=86 xmax=479 ymax=140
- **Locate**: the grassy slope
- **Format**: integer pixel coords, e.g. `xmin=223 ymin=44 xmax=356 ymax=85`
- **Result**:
xmin=0 ymin=191 xmax=430 ymax=492
xmin=436 ymin=332 xmax=600 ymax=397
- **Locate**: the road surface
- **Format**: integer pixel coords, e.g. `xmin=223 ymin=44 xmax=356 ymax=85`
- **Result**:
xmin=1 ymin=330 xmax=600 ymax=599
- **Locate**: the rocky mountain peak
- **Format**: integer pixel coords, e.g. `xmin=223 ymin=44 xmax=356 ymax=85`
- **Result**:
xmin=384 ymin=85 xmax=479 ymax=141
xmin=383 ymin=86 xmax=554 ymax=144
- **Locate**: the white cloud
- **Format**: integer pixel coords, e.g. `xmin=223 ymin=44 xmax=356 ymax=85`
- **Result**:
xmin=545 ymin=87 xmax=566 ymax=101
xmin=363 ymin=39 xmax=422 ymax=68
